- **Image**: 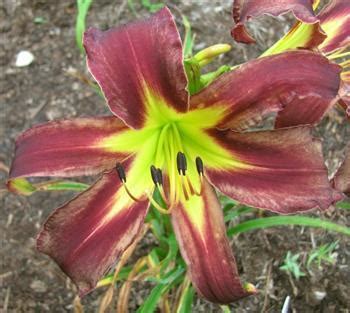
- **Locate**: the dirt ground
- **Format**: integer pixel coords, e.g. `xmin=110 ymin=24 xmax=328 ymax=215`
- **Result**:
xmin=1 ymin=1 xmax=349 ymax=312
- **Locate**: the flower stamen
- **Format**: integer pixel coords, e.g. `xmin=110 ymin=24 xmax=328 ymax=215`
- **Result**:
xmin=195 ymin=156 xmax=204 ymax=195
xmin=115 ymin=162 xmax=142 ymax=202
xmin=150 ymin=165 xmax=169 ymax=204
xmin=177 ymin=152 xmax=191 ymax=200
xmin=176 ymin=152 xmax=187 ymax=175
xmin=145 ymin=190 xmax=172 ymax=215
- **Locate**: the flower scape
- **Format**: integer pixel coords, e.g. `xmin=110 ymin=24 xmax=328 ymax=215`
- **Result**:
xmin=7 ymin=0 xmax=349 ymax=306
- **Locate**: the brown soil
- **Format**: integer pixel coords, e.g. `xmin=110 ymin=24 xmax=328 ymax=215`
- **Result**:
xmin=1 ymin=1 xmax=349 ymax=312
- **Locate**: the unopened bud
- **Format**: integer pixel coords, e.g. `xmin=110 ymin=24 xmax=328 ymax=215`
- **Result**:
xmin=194 ymin=44 xmax=231 ymax=67
xmin=7 ymin=178 xmax=36 ymax=196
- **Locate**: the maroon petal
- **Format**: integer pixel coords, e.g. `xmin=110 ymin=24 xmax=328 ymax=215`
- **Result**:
xmin=231 ymin=0 xmax=319 ymax=44
xmin=37 ymin=166 xmax=149 ymax=295
xmin=333 ymin=146 xmax=350 ymax=196
xmin=171 ymin=178 xmax=255 ymax=304
xmin=318 ymin=0 xmax=350 ymax=54
xmin=205 ymin=127 xmax=343 ymax=214
xmin=84 ymin=7 xmax=188 ymax=129
xmin=339 ymin=72 xmax=350 ymax=117
xmin=190 ymin=50 xmax=341 ymax=131
xmin=9 ymin=116 xmax=129 ymax=178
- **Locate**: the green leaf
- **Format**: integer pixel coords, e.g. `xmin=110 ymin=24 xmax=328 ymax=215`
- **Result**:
xmin=137 ymin=267 xmax=185 ymax=313
xmin=336 ymin=201 xmax=350 ymax=210
xmin=184 ymin=59 xmax=203 ymax=95
xmin=149 ymin=248 xmax=161 ymax=266
xmin=76 ymin=0 xmax=93 ymax=54
xmin=182 ymin=15 xmax=195 ymax=58
xmin=160 ymin=234 xmax=178 ymax=272
xmin=200 ymin=65 xmax=231 ymax=87
xmin=141 ymin=0 xmax=164 ymax=13
xmin=149 ymin=218 xmax=164 ymax=241
xmin=224 ymin=206 xmax=254 ymax=222
xmin=97 ymin=265 xmax=133 ymax=287
xmin=227 ymin=216 xmax=350 ymax=237
xmin=34 ymin=17 xmax=46 ymax=24
xmin=279 ymin=251 xmax=305 ymax=280
xmin=40 ymin=181 xmax=89 ymax=191
xmin=307 ymin=241 xmax=338 ymax=269
xmin=176 ymin=284 xmax=194 ymax=313
xmin=220 ymin=305 xmax=231 ymax=313
xmin=8 ymin=178 xmax=89 ymax=195
xmin=127 ymin=0 xmax=137 ymax=15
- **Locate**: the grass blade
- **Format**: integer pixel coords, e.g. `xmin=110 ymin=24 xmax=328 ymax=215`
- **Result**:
xmin=227 ymin=216 xmax=350 ymax=237
xmin=137 ymin=267 xmax=184 ymax=313
xmin=224 ymin=206 xmax=254 ymax=222
xmin=76 ymin=0 xmax=93 ymax=53
xmin=336 ymin=201 xmax=350 ymax=210
xmin=182 ymin=15 xmax=194 ymax=58
xmin=141 ymin=0 xmax=164 ymax=13
xmin=176 ymin=284 xmax=194 ymax=313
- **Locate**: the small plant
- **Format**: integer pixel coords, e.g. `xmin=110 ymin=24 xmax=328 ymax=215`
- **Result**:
xmin=280 ymin=251 xmax=306 ymax=280
xmin=307 ymin=241 xmax=339 ymax=269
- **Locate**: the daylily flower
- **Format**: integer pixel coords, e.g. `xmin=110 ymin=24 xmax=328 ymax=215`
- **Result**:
xmin=231 ymin=0 xmax=350 ymax=125
xmin=8 ymin=8 xmax=344 ymax=304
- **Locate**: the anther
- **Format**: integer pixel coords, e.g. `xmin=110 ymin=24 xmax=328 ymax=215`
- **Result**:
xmin=156 ymin=168 xmax=163 ymax=186
xmin=195 ymin=157 xmax=204 ymax=176
xmin=150 ymin=166 xmax=168 ymax=204
xmin=150 ymin=165 xmax=159 ymax=186
xmin=176 ymin=152 xmax=187 ymax=175
xmin=116 ymin=162 xmax=126 ymax=183
xmin=116 ymin=162 xmax=142 ymax=202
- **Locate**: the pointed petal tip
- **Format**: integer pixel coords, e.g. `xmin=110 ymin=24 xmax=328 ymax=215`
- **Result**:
xmin=172 ymin=178 xmax=253 ymax=304
xmin=83 ymin=6 xmax=188 ymax=128
xmin=36 ymin=167 xmax=149 ymax=296
xmin=9 ymin=117 xmax=130 ymax=179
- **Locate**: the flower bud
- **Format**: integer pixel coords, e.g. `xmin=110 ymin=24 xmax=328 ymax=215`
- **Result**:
xmin=194 ymin=44 xmax=232 ymax=67
xmin=7 ymin=178 xmax=36 ymax=196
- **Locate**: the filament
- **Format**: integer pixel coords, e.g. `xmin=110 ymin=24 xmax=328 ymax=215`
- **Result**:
xmin=340 ymin=59 xmax=350 ymax=69
xmin=123 ymin=183 xmax=142 ymax=202
xmin=145 ymin=190 xmax=172 ymax=214
xmin=328 ymin=51 xmax=350 ymax=60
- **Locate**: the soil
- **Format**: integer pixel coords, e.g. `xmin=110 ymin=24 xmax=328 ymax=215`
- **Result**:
xmin=1 ymin=1 xmax=349 ymax=312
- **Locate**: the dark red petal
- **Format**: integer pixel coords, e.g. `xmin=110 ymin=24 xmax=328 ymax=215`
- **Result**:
xmin=206 ymin=127 xmax=343 ymax=214
xmin=339 ymin=73 xmax=350 ymax=118
xmin=9 ymin=116 xmax=129 ymax=178
xmin=171 ymin=178 xmax=255 ymax=304
xmin=231 ymin=0 xmax=319 ymax=44
xmin=84 ymin=7 xmax=188 ymax=129
xmin=318 ymin=0 xmax=350 ymax=54
xmin=190 ymin=50 xmax=341 ymax=131
xmin=333 ymin=146 xmax=350 ymax=196
xmin=37 ymin=166 xmax=149 ymax=296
